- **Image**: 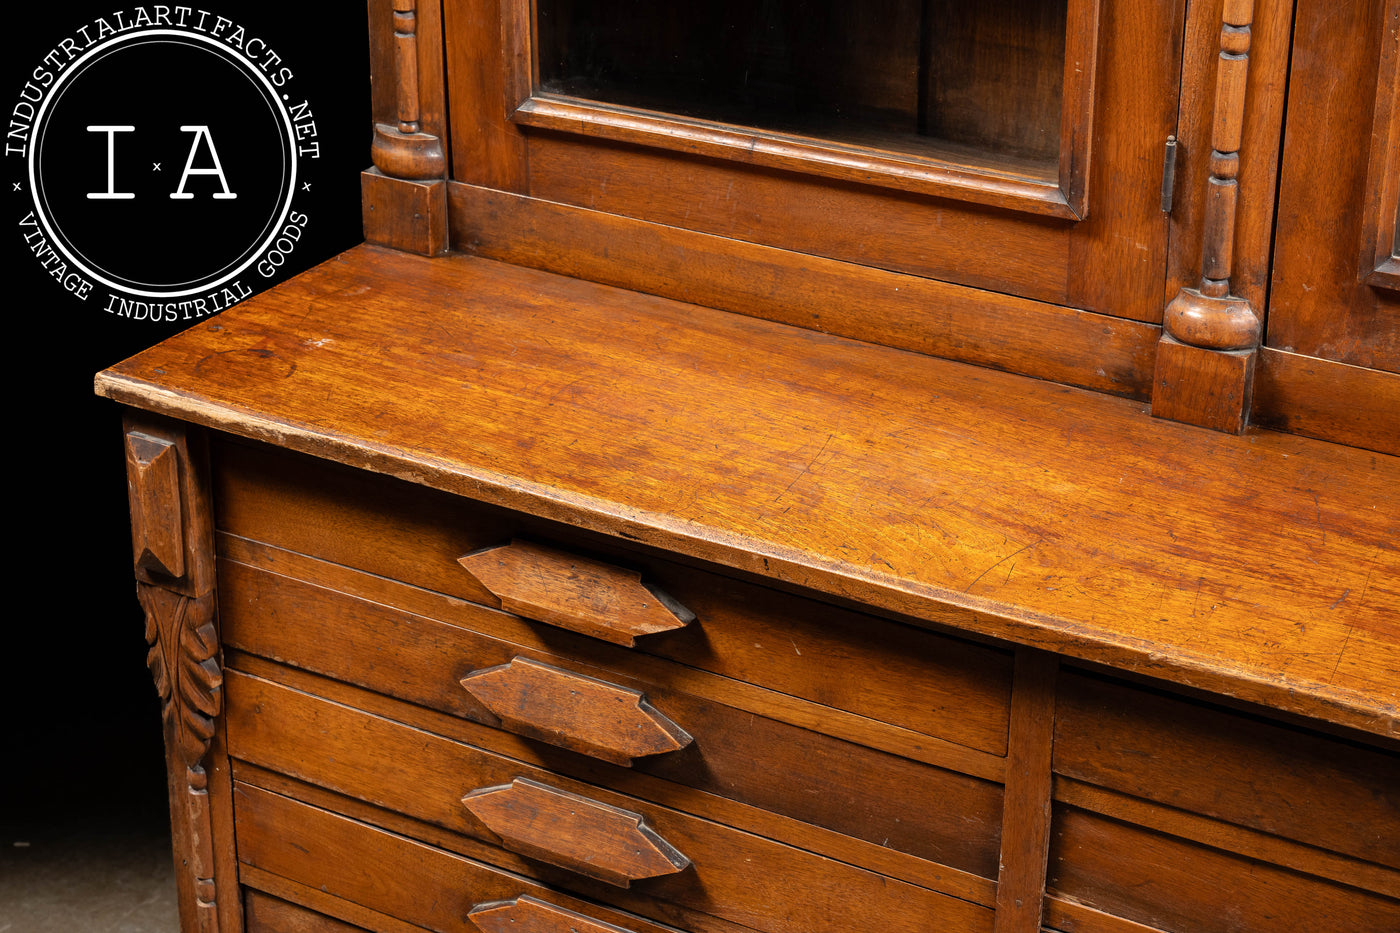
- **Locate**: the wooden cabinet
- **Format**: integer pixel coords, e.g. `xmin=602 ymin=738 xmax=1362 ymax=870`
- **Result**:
xmin=100 ymin=3 xmax=1399 ymax=933
xmin=1255 ymin=0 xmax=1400 ymax=447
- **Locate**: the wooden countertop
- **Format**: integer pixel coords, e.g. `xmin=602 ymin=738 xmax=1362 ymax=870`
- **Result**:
xmin=97 ymin=244 xmax=1400 ymax=740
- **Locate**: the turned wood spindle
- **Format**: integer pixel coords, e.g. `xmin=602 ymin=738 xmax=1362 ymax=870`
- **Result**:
xmin=1163 ymin=0 xmax=1260 ymax=351
xmin=370 ymin=0 xmax=446 ymax=181
xmin=392 ymin=0 xmax=422 ymax=135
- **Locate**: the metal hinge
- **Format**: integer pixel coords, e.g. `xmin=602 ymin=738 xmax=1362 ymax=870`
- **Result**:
xmin=1161 ymin=135 xmax=1179 ymax=214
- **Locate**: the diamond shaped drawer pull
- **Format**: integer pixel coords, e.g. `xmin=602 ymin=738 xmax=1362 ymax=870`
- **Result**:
xmin=462 ymin=778 xmax=689 ymax=887
xmin=458 ymin=540 xmax=694 ymax=646
xmin=461 ymin=657 xmax=691 ymax=766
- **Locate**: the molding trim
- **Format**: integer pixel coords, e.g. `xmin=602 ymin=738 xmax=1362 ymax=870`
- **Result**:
xmin=1154 ymin=0 xmax=1262 ymax=432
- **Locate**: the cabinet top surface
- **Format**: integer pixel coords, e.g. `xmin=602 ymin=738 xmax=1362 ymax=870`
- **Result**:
xmin=97 ymin=245 xmax=1400 ymax=739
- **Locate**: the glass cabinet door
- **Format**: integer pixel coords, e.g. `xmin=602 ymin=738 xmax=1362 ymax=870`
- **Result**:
xmin=441 ymin=0 xmax=1190 ymax=398
xmin=524 ymin=0 xmax=1097 ymax=218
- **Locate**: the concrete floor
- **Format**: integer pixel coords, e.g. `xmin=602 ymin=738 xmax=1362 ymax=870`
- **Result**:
xmin=3 ymin=709 xmax=178 ymax=933
xmin=1 ymin=815 xmax=177 ymax=933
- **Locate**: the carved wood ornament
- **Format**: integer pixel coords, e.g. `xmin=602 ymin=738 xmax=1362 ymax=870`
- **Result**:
xmin=370 ymin=0 xmax=446 ymax=180
xmin=124 ymin=418 xmax=230 ymax=933
xmin=139 ymin=584 xmax=222 ymax=932
xmin=1164 ymin=0 xmax=1260 ymax=350
xmin=1154 ymin=0 xmax=1262 ymax=433
xmin=362 ymin=0 xmax=449 ymax=255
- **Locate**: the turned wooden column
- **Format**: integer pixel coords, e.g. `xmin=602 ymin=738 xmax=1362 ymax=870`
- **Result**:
xmin=363 ymin=0 xmax=449 ymax=255
xmin=124 ymin=414 xmax=240 ymax=933
xmin=1153 ymin=0 xmax=1261 ymax=433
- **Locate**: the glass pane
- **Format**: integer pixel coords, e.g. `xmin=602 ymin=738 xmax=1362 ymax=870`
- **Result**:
xmin=535 ymin=0 xmax=1068 ymax=170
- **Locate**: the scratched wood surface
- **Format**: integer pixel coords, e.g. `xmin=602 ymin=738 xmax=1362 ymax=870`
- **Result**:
xmin=95 ymin=244 xmax=1400 ymax=739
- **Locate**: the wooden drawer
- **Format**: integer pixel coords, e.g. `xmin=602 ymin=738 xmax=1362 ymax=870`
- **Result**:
xmin=218 ymin=553 xmax=1003 ymax=882
xmin=236 ymin=786 xmax=707 ymax=933
xmin=244 ymin=893 xmax=371 ymax=933
xmin=1047 ymin=805 xmax=1400 ymax=933
xmin=213 ymin=438 xmax=1013 ymax=756
xmin=1053 ymin=671 xmax=1400 ymax=869
xmin=226 ymin=670 xmax=997 ymax=933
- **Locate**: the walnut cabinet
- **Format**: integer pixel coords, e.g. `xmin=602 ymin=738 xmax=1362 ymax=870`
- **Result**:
xmin=100 ymin=3 xmax=1399 ymax=933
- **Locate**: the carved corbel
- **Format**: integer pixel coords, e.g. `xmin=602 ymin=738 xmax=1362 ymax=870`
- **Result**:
xmin=124 ymin=416 xmax=235 ymax=933
xmin=363 ymin=0 xmax=449 ymax=255
xmin=1153 ymin=0 xmax=1260 ymax=433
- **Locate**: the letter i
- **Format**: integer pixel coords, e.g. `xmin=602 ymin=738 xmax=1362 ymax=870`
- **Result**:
xmin=87 ymin=126 xmax=136 ymax=199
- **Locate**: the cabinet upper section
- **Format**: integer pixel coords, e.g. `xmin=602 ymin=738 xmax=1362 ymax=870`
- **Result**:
xmin=361 ymin=0 xmax=1399 ymax=456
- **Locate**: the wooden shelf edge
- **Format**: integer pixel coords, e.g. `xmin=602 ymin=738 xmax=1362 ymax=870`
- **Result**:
xmin=94 ymin=245 xmax=1400 ymax=742
xmin=94 ymin=414 xmax=1395 ymax=744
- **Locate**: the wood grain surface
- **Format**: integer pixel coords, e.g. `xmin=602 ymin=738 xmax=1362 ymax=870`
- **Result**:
xmin=243 ymin=891 xmax=372 ymax=933
xmin=449 ymin=183 xmax=1158 ymax=400
xmin=470 ymin=896 xmax=642 ymax=933
xmin=1251 ymin=348 xmax=1400 ymax=456
xmin=236 ymin=785 xmax=708 ymax=933
xmin=462 ymin=778 xmax=690 ymax=887
xmin=1054 ymin=671 xmax=1399 ymax=869
xmin=460 ymin=657 xmax=692 ymax=765
xmin=96 ymin=245 xmax=1400 ymax=739
xmin=213 ymin=442 xmax=1016 ymax=760
xmin=1269 ymin=0 xmax=1400 ymax=373
xmin=458 ymin=541 xmax=695 ymax=646
xmin=216 ymin=552 xmax=1007 ymax=880
xmin=226 ymin=672 xmax=996 ymax=933
xmin=1048 ymin=805 xmax=1400 ymax=932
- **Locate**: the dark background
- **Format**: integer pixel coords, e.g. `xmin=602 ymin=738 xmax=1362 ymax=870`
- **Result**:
xmin=4 ymin=4 xmax=372 ymax=840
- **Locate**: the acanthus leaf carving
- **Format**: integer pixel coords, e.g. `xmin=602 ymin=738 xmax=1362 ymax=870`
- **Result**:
xmin=138 ymin=583 xmax=222 ymax=770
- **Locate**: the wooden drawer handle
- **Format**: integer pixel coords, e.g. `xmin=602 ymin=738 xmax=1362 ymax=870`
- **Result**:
xmin=457 ymin=540 xmax=695 ymax=646
xmin=462 ymin=777 xmax=689 ymax=887
xmin=461 ymin=657 xmax=691 ymax=766
xmin=469 ymin=895 xmax=638 ymax=933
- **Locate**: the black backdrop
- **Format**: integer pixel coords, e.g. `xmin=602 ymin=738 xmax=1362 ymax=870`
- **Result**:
xmin=4 ymin=4 xmax=372 ymax=835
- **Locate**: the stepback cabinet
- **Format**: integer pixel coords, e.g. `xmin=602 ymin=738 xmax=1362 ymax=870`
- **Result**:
xmin=99 ymin=3 xmax=1399 ymax=933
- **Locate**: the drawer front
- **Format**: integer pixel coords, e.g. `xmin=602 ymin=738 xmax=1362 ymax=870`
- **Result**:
xmin=1053 ymin=671 xmax=1400 ymax=869
xmin=236 ymin=785 xmax=703 ymax=933
xmin=1048 ymin=806 xmax=1400 ymax=933
xmin=218 ymin=556 xmax=1004 ymax=879
xmin=225 ymin=671 xmax=996 ymax=933
xmin=243 ymin=892 xmax=371 ymax=933
xmin=213 ymin=438 xmax=1013 ymax=755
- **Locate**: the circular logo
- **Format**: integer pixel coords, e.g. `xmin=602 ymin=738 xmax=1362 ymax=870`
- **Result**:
xmin=28 ymin=29 xmax=295 ymax=298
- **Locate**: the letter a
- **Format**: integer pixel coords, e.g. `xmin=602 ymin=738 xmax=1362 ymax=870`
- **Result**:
xmin=170 ymin=125 xmax=236 ymax=199
xmin=87 ymin=125 xmax=135 ymax=199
